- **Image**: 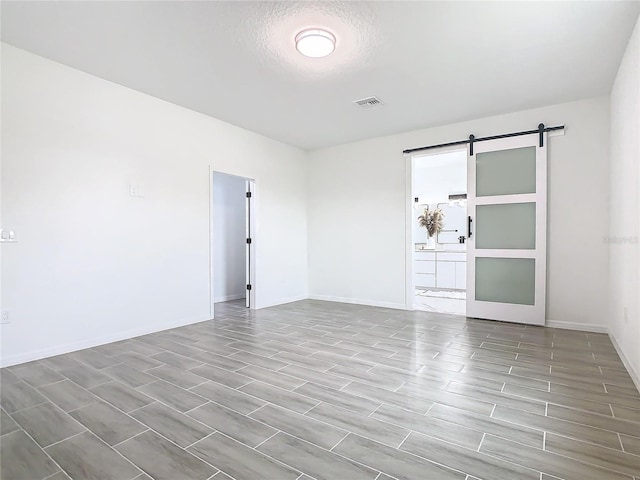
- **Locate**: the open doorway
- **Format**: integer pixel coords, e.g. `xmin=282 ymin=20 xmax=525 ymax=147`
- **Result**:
xmin=210 ymin=171 xmax=255 ymax=317
xmin=410 ymin=149 xmax=467 ymax=315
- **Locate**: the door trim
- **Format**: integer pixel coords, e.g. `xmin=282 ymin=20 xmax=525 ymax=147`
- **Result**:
xmin=209 ymin=167 xmax=257 ymax=318
xmin=405 ymin=145 xmax=468 ymax=311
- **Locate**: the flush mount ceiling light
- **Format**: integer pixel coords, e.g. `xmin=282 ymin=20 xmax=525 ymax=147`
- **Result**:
xmin=295 ymin=28 xmax=336 ymax=58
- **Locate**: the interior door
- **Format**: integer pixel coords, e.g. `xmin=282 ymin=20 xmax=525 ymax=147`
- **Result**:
xmin=466 ymin=133 xmax=547 ymax=325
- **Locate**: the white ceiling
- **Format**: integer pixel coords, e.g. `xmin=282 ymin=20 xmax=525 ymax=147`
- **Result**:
xmin=2 ymin=1 xmax=639 ymax=150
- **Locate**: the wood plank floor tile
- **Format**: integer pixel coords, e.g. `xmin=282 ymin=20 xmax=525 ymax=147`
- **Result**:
xmin=89 ymin=381 xmax=155 ymax=413
xmin=2 ymin=299 xmax=638 ymax=480
xmin=188 ymin=432 xmax=298 ymax=480
xmin=546 ymin=403 xmax=640 ymax=438
xmin=12 ymin=402 xmax=85 ymax=447
xmin=492 ymin=405 xmax=623 ymax=449
xmin=294 ymin=382 xmax=381 ymax=415
xmin=332 ymin=433 xmax=464 ymax=480
xmin=344 ymin=381 xmax=433 ymax=414
xmin=612 ymin=404 xmax=640 ymax=423
xmin=0 ymin=407 xmax=20 ymax=436
xmin=1 ymin=431 xmax=59 ymax=480
xmin=240 ymin=381 xmax=320 ymax=414
xmin=70 ymin=401 xmax=146 ymax=446
xmin=144 ymin=364 xmax=208 ymax=389
xmin=401 ymin=431 xmax=539 ymax=480
xmin=621 ymin=434 xmax=640 ymax=456
xmin=188 ymin=364 xmax=253 ymax=388
xmin=480 ymin=434 xmax=633 ymax=480
xmin=250 ymin=403 xmax=347 ymax=449
xmin=39 ymin=379 xmax=99 ymax=412
xmin=138 ymin=380 xmax=208 ymax=413
xmin=545 ymin=432 xmax=640 ymax=477
xmin=445 ymin=382 xmax=546 ymax=415
xmin=102 ymin=364 xmax=156 ymax=388
xmin=116 ymin=430 xmax=215 ymax=480
xmin=186 ymin=401 xmax=275 ymax=448
xmin=1 ymin=378 xmax=48 ymax=412
xmin=131 ymin=402 xmax=212 ymax=448
xmin=190 ymin=381 xmax=266 ymax=414
xmin=502 ymin=383 xmax=614 ymax=415
xmin=11 ymin=363 xmax=65 ymax=387
xmin=281 ymin=364 xmax=353 ymax=390
xmin=305 ymin=402 xmax=409 ymax=448
xmin=427 ymin=403 xmax=544 ymax=448
xmin=236 ymin=364 xmax=306 ymax=390
xmin=371 ymin=403 xmax=484 ymax=450
xmin=257 ymin=432 xmax=379 ymax=480
xmin=49 ymin=431 xmax=142 ymax=480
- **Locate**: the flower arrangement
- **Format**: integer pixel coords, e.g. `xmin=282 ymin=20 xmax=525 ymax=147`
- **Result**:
xmin=418 ymin=206 xmax=444 ymax=238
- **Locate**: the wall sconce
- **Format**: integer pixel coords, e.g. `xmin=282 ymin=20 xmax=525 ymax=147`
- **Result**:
xmin=448 ymin=193 xmax=467 ymax=207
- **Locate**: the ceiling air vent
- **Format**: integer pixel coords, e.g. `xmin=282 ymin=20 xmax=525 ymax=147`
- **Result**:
xmin=353 ymin=96 xmax=383 ymax=109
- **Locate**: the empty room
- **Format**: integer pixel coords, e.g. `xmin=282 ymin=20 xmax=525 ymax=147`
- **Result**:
xmin=1 ymin=1 xmax=639 ymax=480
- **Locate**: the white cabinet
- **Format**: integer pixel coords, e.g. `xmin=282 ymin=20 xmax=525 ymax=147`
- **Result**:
xmin=415 ymin=260 xmax=435 ymax=274
xmin=415 ymin=251 xmax=436 ymax=261
xmin=436 ymin=261 xmax=456 ymax=288
xmin=437 ymin=252 xmax=465 ymax=262
xmin=455 ymin=262 xmax=467 ymax=289
xmin=413 ymin=249 xmax=467 ymax=291
xmin=414 ymin=251 xmax=436 ymax=288
xmin=414 ymin=273 xmax=435 ymax=288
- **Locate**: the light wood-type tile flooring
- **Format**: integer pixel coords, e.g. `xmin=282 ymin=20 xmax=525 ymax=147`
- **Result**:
xmin=1 ymin=300 xmax=639 ymax=480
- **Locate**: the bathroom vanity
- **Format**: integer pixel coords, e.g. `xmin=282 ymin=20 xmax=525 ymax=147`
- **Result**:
xmin=414 ymin=249 xmax=466 ymax=290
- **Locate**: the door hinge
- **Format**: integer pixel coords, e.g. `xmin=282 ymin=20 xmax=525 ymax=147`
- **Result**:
xmin=246 ymin=284 xmax=252 ymax=291
xmin=246 ymin=191 xmax=252 ymax=198
xmin=246 ymin=238 xmax=252 ymax=244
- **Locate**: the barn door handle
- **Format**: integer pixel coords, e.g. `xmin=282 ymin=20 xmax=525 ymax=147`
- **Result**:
xmin=468 ymin=216 xmax=473 ymax=238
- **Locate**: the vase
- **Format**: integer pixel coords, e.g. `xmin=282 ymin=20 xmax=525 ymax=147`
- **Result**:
xmin=425 ymin=235 xmax=436 ymax=250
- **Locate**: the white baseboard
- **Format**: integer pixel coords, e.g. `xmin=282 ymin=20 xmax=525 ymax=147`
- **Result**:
xmin=608 ymin=330 xmax=640 ymax=393
xmin=256 ymin=294 xmax=309 ymax=310
xmin=545 ymin=320 xmax=609 ymax=333
xmin=0 ymin=314 xmax=213 ymax=368
xmin=308 ymin=294 xmax=408 ymax=311
xmin=214 ymin=293 xmax=246 ymax=303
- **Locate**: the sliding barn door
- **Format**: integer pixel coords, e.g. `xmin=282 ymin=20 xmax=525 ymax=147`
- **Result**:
xmin=466 ymin=133 xmax=547 ymax=325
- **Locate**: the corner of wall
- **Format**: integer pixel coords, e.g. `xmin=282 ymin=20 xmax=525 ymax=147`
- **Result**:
xmin=607 ymin=14 xmax=640 ymax=390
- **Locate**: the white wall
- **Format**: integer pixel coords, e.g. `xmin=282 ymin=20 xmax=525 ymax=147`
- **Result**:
xmin=0 ymin=45 xmax=308 ymax=366
xmin=308 ymin=96 xmax=611 ymax=328
xmin=213 ymin=173 xmax=247 ymax=303
xmin=609 ymin=16 xmax=640 ymax=386
xmin=413 ymin=151 xmax=467 ymax=205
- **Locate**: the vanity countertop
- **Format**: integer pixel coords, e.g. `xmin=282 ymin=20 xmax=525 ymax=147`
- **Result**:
xmin=415 ymin=244 xmax=466 ymax=253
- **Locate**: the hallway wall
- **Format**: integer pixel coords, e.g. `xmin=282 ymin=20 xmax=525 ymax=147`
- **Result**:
xmin=213 ymin=173 xmax=247 ymax=303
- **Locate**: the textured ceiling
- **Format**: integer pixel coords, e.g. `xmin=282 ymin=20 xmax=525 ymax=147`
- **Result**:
xmin=2 ymin=1 xmax=639 ymax=150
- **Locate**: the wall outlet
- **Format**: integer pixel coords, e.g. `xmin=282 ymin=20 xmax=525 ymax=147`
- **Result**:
xmin=1 ymin=311 xmax=9 ymax=324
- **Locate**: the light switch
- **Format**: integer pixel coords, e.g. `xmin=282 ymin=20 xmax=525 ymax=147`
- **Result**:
xmin=0 ymin=229 xmax=16 ymax=242
xmin=129 ymin=183 xmax=145 ymax=198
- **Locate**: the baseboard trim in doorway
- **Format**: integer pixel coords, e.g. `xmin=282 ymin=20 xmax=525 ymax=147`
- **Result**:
xmin=214 ymin=293 xmax=246 ymax=302
xmin=609 ymin=331 xmax=640 ymax=393
xmin=256 ymin=294 xmax=309 ymax=310
xmin=308 ymin=294 xmax=407 ymax=311
xmin=545 ymin=319 xmax=608 ymax=333
xmin=0 ymin=314 xmax=213 ymax=368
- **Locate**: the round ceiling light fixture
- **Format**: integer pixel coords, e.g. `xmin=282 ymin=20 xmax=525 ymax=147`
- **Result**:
xmin=295 ymin=28 xmax=336 ymax=58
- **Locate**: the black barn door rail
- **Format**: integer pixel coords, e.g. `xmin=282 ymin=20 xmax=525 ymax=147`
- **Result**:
xmin=403 ymin=124 xmax=565 ymax=155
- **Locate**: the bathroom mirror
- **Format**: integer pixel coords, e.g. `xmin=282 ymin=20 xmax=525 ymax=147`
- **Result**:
xmin=436 ymin=202 xmax=467 ymax=244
